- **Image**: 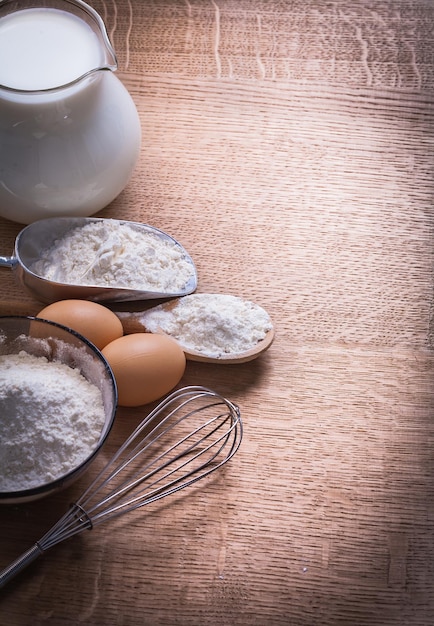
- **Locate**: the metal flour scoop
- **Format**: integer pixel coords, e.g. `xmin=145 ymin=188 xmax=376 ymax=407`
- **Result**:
xmin=0 ymin=217 xmax=198 ymax=304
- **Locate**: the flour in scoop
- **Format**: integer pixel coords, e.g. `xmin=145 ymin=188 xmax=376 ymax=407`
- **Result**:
xmin=32 ymin=221 xmax=194 ymax=293
xmin=139 ymin=294 xmax=273 ymax=358
xmin=0 ymin=351 xmax=105 ymax=492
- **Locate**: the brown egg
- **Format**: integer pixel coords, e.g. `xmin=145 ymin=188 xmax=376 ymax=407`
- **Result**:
xmin=102 ymin=333 xmax=186 ymax=407
xmin=37 ymin=300 xmax=123 ymax=350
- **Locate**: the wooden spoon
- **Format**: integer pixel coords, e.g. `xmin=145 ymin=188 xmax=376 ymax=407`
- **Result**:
xmin=115 ymin=296 xmax=274 ymax=364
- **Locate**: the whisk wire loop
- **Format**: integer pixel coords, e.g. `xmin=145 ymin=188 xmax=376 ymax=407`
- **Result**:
xmin=87 ymin=410 xmax=240 ymax=522
xmin=80 ymin=405 xmax=240 ymax=523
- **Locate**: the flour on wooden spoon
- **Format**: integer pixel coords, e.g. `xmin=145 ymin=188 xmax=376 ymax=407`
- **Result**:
xmin=117 ymin=294 xmax=273 ymax=360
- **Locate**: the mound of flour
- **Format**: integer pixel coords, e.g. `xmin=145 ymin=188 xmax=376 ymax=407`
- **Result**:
xmin=0 ymin=351 xmax=105 ymax=491
xmin=31 ymin=220 xmax=194 ymax=293
xmin=137 ymin=294 xmax=273 ymax=358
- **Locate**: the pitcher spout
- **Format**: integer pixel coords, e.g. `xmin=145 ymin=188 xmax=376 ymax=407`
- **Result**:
xmin=75 ymin=0 xmax=118 ymax=73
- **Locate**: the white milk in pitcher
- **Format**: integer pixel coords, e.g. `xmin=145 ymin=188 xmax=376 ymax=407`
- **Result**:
xmin=0 ymin=8 xmax=102 ymax=90
xmin=0 ymin=6 xmax=141 ymax=224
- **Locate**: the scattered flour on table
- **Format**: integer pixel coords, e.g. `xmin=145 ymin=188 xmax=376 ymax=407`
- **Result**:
xmin=138 ymin=294 xmax=273 ymax=357
xmin=31 ymin=220 xmax=194 ymax=293
xmin=0 ymin=351 xmax=105 ymax=491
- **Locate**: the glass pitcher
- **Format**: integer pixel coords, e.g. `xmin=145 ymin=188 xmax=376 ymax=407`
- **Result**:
xmin=0 ymin=0 xmax=141 ymax=224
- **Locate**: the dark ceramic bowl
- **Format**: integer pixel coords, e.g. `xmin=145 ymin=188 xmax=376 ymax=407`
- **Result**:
xmin=0 ymin=316 xmax=117 ymax=503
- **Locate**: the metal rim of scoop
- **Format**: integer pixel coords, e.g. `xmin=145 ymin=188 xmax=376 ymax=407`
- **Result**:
xmin=0 ymin=217 xmax=198 ymax=303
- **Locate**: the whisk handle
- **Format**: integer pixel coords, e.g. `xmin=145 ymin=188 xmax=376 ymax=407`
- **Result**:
xmin=0 ymin=543 xmax=44 ymax=589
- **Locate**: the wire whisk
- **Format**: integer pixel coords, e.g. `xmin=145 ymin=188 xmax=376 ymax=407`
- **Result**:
xmin=0 ymin=385 xmax=242 ymax=589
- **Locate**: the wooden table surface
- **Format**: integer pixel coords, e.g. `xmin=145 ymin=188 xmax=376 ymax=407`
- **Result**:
xmin=2 ymin=1 xmax=434 ymax=624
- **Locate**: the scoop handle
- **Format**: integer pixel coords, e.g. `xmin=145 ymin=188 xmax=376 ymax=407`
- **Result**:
xmin=0 ymin=255 xmax=17 ymax=268
xmin=0 ymin=543 xmax=44 ymax=589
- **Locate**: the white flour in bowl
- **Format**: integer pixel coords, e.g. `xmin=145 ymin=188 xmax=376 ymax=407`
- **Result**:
xmin=31 ymin=220 xmax=194 ymax=293
xmin=0 ymin=351 xmax=105 ymax=492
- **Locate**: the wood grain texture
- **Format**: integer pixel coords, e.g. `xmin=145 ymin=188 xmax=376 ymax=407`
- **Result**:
xmin=1 ymin=1 xmax=434 ymax=624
